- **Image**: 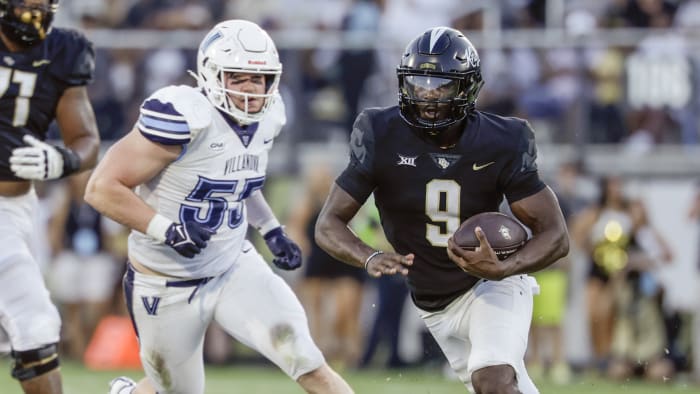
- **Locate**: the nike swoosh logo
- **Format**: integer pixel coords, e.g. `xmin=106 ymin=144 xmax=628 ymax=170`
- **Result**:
xmin=472 ymin=161 xmax=495 ymax=171
xmin=32 ymin=59 xmax=50 ymax=67
xmin=263 ymin=138 xmax=273 ymax=144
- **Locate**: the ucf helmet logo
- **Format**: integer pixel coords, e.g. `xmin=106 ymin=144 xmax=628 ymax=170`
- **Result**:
xmin=466 ymin=45 xmax=480 ymax=67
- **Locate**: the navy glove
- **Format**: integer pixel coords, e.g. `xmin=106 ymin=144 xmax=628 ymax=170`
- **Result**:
xmin=264 ymin=227 xmax=302 ymax=270
xmin=164 ymin=221 xmax=216 ymax=258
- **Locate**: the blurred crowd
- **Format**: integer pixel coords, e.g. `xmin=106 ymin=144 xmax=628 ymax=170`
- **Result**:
xmin=47 ymin=0 xmax=700 ymax=150
xmin=27 ymin=0 xmax=700 ymax=388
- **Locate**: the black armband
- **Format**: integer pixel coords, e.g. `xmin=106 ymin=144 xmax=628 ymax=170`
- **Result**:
xmin=55 ymin=145 xmax=81 ymax=178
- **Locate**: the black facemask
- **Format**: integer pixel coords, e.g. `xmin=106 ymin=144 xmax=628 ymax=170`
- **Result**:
xmin=0 ymin=0 xmax=57 ymax=47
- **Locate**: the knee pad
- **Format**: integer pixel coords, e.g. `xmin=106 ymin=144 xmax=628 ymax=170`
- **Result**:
xmin=11 ymin=343 xmax=60 ymax=381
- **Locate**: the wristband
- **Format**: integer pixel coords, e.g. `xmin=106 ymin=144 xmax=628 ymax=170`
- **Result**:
xmin=259 ymin=218 xmax=282 ymax=237
xmin=55 ymin=145 xmax=81 ymax=178
xmin=364 ymin=251 xmax=384 ymax=271
xmin=146 ymin=213 xmax=173 ymax=243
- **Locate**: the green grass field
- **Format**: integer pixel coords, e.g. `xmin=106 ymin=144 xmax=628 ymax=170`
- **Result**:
xmin=0 ymin=360 xmax=699 ymax=394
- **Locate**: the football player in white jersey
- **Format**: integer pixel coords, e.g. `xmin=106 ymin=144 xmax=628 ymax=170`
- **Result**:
xmin=85 ymin=20 xmax=354 ymax=394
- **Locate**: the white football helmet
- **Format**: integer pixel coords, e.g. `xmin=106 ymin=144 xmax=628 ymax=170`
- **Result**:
xmin=196 ymin=20 xmax=282 ymax=125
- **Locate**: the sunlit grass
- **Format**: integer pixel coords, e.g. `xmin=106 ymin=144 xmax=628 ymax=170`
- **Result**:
xmin=0 ymin=359 xmax=698 ymax=394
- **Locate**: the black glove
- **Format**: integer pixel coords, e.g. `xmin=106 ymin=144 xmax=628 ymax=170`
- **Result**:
xmin=164 ymin=221 xmax=216 ymax=258
xmin=264 ymin=227 xmax=302 ymax=270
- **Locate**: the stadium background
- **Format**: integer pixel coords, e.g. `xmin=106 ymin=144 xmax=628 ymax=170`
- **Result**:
xmin=2 ymin=0 xmax=700 ymax=393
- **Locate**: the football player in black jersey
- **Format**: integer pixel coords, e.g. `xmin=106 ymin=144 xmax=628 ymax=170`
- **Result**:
xmin=316 ymin=27 xmax=569 ymax=393
xmin=0 ymin=0 xmax=99 ymax=393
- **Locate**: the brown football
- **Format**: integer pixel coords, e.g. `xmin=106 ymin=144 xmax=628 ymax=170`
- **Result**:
xmin=452 ymin=212 xmax=528 ymax=260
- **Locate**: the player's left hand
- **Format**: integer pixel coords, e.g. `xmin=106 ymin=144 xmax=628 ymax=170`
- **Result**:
xmin=264 ymin=227 xmax=302 ymax=270
xmin=365 ymin=252 xmax=413 ymax=278
xmin=447 ymin=227 xmax=508 ymax=280
xmin=10 ymin=135 xmax=80 ymax=180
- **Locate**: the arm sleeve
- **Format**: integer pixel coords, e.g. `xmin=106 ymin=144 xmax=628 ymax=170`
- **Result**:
xmin=245 ymin=190 xmax=280 ymax=235
xmin=335 ymin=110 xmax=378 ymax=204
xmin=501 ymin=120 xmax=546 ymax=203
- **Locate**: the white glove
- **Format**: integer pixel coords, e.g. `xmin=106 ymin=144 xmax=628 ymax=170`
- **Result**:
xmin=10 ymin=135 xmax=73 ymax=180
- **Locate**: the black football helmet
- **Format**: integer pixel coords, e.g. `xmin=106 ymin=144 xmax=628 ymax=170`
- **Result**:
xmin=397 ymin=27 xmax=483 ymax=134
xmin=0 ymin=0 xmax=58 ymax=46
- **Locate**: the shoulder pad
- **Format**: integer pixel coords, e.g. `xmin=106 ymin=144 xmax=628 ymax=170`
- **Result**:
xmin=138 ymin=85 xmax=212 ymax=145
xmin=517 ymin=120 xmax=539 ymax=173
xmin=348 ymin=109 xmax=379 ymax=175
xmin=47 ymin=28 xmax=95 ymax=86
xmin=492 ymin=114 xmax=540 ymax=172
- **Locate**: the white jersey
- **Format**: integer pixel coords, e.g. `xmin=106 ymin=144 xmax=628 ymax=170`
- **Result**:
xmin=128 ymin=85 xmax=285 ymax=278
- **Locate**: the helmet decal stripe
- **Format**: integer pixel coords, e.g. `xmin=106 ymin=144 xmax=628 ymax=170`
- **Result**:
xmin=429 ymin=27 xmax=448 ymax=52
xmin=200 ymin=30 xmax=222 ymax=54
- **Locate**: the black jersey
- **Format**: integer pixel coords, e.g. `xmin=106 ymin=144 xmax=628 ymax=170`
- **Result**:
xmin=336 ymin=106 xmax=545 ymax=311
xmin=0 ymin=28 xmax=95 ymax=181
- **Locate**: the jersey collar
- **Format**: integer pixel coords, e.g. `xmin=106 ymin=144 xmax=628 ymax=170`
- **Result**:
xmin=218 ymin=109 xmax=259 ymax=148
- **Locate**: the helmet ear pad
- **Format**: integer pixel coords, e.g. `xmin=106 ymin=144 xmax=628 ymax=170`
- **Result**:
xmin=0 ymin=0 xmax=58 ymax=46
xmin=396 ymin=27 xmax=483 ymax=133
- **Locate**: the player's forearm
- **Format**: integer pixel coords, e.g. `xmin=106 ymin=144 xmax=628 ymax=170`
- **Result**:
xmin=504 ymin=228 xmax=569 ymax=276
xmin=245 ymin=190 xmax=280 ymax=235
xmin=57 ymin=86 xmax=101 ymax=171
xmin=84 ymin=177 xmax=156 ymax=235
xmin=315 ymin=215 xmax=375 ymax=269
xmin=67 ymin=133 xmax=100 ymax=171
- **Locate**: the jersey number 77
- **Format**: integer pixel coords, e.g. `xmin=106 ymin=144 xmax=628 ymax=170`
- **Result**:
xmin=0 ymin=67 xmax=37 ymax=127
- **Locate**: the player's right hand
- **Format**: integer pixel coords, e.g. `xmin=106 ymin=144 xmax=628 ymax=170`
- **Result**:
xmin=164 ymin=221 xmax=217 ymax=258
xmin=10 ymin=135 xmax=80 ymax=180
xmin=365 ymin=252 xmax=414 ymax=278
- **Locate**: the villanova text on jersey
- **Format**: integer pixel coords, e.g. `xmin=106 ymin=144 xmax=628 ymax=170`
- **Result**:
xmin=224 ymin=153 xmax=259 ymax=175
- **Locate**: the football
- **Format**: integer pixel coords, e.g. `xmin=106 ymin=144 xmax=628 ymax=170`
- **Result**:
xmin=452 ymin=212 xmax=528 ymax=260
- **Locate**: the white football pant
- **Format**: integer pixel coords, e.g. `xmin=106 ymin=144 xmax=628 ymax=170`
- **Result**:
xmin=418 ymin=275 xmax=540 ymax=394
xmin=0 ymin=189 xmax=61 ymax=353
xmin=125 ymin=241 xmax=324 ymax=394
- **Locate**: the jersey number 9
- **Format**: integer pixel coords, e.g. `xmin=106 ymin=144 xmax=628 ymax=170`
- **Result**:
xmin=425 ymin=179 xmax=460 ymax=247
